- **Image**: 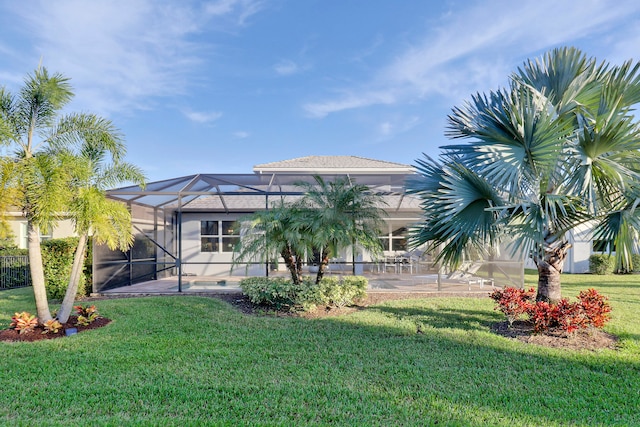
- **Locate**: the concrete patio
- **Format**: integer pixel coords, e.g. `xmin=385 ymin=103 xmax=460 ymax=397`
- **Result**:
xmin=97 ymin=271 xmax=499 ymax=296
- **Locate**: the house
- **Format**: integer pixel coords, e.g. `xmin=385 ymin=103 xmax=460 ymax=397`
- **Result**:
xmin=98 ymin=155 xmax=620 ymax=292
xmin=97 ymin=156 xmax=425 ymax=292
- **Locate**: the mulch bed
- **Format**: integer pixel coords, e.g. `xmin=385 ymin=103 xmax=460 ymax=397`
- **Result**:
xmin=491 ymin=320 xmax=619 ymax=351
xmin=0 ymin=316 xmax=111 ymax=343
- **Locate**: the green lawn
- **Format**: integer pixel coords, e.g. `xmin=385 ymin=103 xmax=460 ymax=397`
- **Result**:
xmin=1 ymin=273 xmax=639 ymax=426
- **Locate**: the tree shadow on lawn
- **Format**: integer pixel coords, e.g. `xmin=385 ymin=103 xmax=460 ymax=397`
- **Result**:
xmin=367 ymin=304 xmax=499 ymax=333
xmin=367 ymin=303 xmax=620 ymax=351
xmin=314 ymin=306 xmax=640 ymax=426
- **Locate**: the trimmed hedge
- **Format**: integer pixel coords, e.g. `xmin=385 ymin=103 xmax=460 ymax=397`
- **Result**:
xmin=239 ymin=275 xmax=368 ymax=311
xmin=41 ymin=237 xmax=87 ymax=300
xmin=589 ymin=254 xmax=614 ymax=275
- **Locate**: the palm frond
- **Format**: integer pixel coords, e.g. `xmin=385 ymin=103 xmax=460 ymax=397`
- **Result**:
xmin=46 ymin=113 xmax=125 ymax=158
xmin=445 ymin=83 xmax=571 ymax=192
xmin=407 ymin=158 xmax=503 ymax=268
xmin=16 ymin=67 xmax=73 ymax=144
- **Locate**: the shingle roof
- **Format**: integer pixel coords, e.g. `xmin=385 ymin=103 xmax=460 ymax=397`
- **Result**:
xmin=181 ymin=193 xmax=421 ymax=212
xmin=253 ymin=155 xmax=413 ymax=174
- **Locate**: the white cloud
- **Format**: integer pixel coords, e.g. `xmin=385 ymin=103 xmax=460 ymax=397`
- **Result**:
xmin=304 ymin=0 xmax=640 ymax=118
xmin=3 ymin=0 xmax=264 ymax=115
xmin=305 ymin=90 xmax=395 ymax=118
xmin=233 ymin=131 xmax=250 ymax=138
xmin=274 ymin=60 xmax=300 ymax=76
xmin=377 ymin=115 xmax=420 ymax=139
xmin=205 ymin=0 xmax=265 ymax=25
xmin=183 ymin=110 xmax=223 ymax=124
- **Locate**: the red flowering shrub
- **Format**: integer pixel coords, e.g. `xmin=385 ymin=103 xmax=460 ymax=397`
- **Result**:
xmin=530 ymin=301 xmax=558 ymax=333
xmin=577 ymin=288 xmax=611 ymax=328
xmin=491 ymin=287 xmax=612 ymax=335
xmin=489 ymin=287 xmax=535 ymax=326
xmin=555 ymin=298 xmax=586 ymax=334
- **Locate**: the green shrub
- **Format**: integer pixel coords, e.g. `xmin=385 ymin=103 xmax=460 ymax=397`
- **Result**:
xmin=239 ymin=277 xmax=305 ymax=310
xmin=239 ymin=275 xmax=368 ymax=311
xmin=0 ymin=237 xmax=28 ymax=256
xmin=632 ymin=254 xmax=640 ymax=272
xmin=589 ymin=254 xmax=614 ymax=275
xmin=317 ymin=276 xmax=367 ymax=308
xmin=41 ymin=238 xmax=86 ymax=300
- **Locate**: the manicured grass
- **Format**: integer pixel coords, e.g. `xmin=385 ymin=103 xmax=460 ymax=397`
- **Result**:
xmin=0 ymin=274 xmax=639 ymax=426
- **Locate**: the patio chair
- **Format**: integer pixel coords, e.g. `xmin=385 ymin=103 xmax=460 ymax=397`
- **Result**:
xmin=418 ymin=261 xmax=494 ymax=290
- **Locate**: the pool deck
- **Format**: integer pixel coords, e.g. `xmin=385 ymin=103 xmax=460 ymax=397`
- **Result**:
xmin=97 ymin=272 xmax=497 ymax=296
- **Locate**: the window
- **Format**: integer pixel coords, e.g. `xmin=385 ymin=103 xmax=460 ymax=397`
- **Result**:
xmin=201 ymin=220 xmax=239 ymax=253
xmin=391 ymin=227 xmax=407 ymax=252
xmin=20 ymin=223 xmax=52 ymax=249
xmin=593 ymin=239 xmax=615 ymax=253
xmin=379 ymin=225 xmax=408 ymax=252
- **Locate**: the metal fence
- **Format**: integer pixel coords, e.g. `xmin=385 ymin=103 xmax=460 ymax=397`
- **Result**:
xmin=0 ymin=256 xmax=31 ymax=290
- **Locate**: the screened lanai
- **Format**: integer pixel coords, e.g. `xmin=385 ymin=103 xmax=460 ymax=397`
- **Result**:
xmin=96 ymin=168 xmax=428 ymax=292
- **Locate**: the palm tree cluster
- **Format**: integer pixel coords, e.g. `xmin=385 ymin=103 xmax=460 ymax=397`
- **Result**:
xmin=233 ymin=176 xmax=387 ymax=285
xmin=408 ymin=47 xmax=640 ymax=303
xmin=0 ymin=67 xmax=145 ymax=323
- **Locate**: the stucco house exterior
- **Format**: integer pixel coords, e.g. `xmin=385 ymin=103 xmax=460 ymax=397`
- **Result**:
xmin=97 ymin=156 xmax=425 ymax=291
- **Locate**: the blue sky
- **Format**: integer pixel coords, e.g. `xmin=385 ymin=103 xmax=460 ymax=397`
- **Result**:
xmin=1 ymin=0 xmax=639 ymax=182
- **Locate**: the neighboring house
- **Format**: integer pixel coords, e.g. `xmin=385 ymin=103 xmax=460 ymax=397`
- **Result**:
xmin=2 ymin=209 xmax=76 ymax=249
xmin=524 ymin=223 xmax=605 ymax=274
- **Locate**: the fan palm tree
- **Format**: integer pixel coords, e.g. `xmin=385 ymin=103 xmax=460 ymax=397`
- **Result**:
xmin=0 ymin=67 xmax=133 ymax=322
xmin=296 ymin=176 xmax=386 ymax=284
xmin=408 ymin=47 xmax=640 ymax=303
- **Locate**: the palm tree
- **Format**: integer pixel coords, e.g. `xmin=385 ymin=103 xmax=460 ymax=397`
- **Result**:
xmin=296 ymin=176 xmax=386 ymax=284
xmin=0 ymin=67 xmax=132 ymax=322
xmin=232 ymin=200 xmax=312 ymax=285
xmin=55 ymin=142 xmax=145 ymax=323
xmin=408 ymin=47 xmax=640 ymax=303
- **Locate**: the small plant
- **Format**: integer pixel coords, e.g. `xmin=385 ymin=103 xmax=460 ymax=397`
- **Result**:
xmin=10 ymin=312 xmax=39 ymax=335
xmin=239 ymin=276 xmax=369 ymax=311
xmin=489 ymin=287 xmax=535 ymax=326
xmin=317 ymin=276 xmax=368 ymax=308
xmin=42 ymin=319 xmax=63 ymax=334
xmin=74 ymin=305 xmax=99 ymax=326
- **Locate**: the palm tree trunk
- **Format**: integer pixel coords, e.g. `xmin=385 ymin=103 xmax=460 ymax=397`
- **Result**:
xmin=315 ymin=248 xmax=330 ymax=284
xmin=27 ymin=221 xmax=52 ymax=323
xmin=535 ymin=239 xmax=572 ymax=303
xmin=57 ymin=233 xmax=87 ymax=323
xmin=281 ymin=245 xmax=301 ymax=285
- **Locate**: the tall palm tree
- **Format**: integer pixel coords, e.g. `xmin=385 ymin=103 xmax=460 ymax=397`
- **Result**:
xmin=408 ymin=47 xmax=640 ymax=303
xmin=0 ymin=67 xmax=131 ymax=322
xmin=55 ymin=142 xmax=145 ymax=323
xmin=296 ymin=176 xmax=386 ymax=284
